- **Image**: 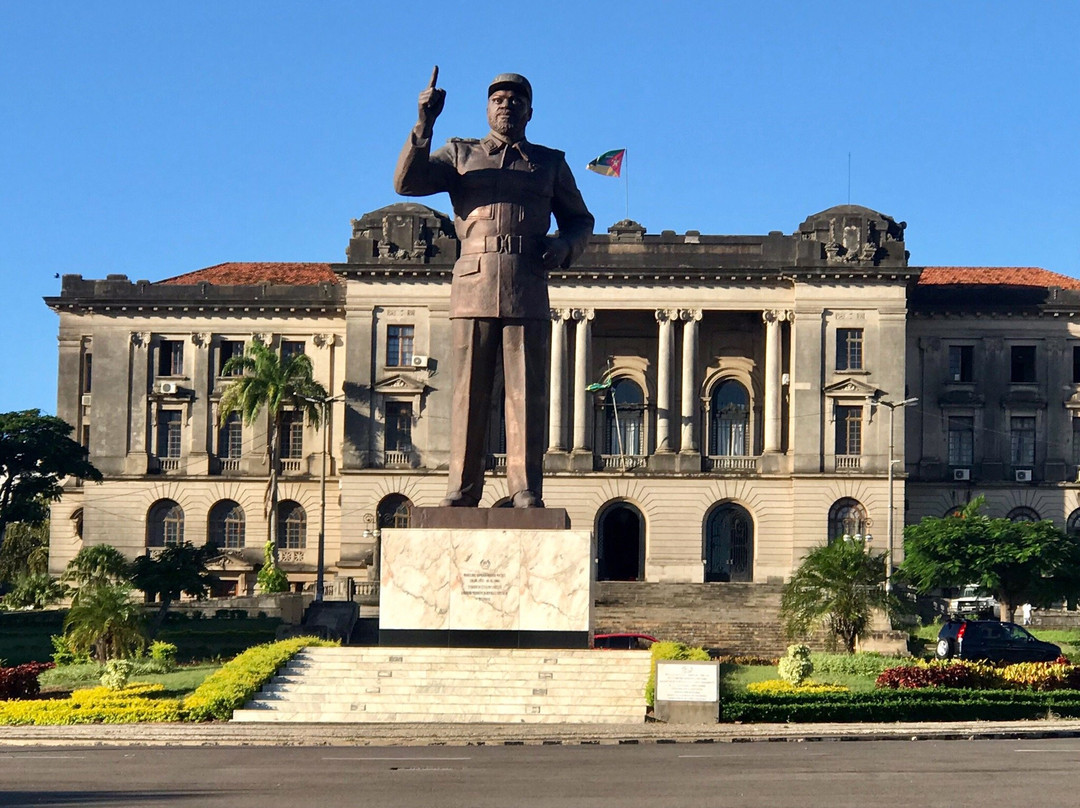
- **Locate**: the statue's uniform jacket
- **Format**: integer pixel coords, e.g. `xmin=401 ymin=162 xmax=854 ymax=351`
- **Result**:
xmin=394 ymin=132 xmax=594 ymax=319
xmin=393 ymin=128 xmax=593 ymax=503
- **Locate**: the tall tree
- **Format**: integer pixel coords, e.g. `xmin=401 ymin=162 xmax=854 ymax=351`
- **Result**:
xmin=0 ymin=521 xmax=49 ymax=586
xmin=780 ymin=537 xmax=898 ymax=652
xmin=63 ymin=544 xmax=131 ymax=596
xmin=901 ymin=496 xmax=1080 ymax=622
xmin=217 ymin=341 xmax=327 ymax=556
xmin=0 ymin=410 xmax=102 ymax=555
xmin=130 ymin=542 xmax=215 ymax=637
xmin=62 ymin=583 xmax=146 ymax=661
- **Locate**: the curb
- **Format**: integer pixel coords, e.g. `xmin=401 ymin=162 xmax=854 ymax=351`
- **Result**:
xmin=2 ymin=719 xmax=1080 ymax=748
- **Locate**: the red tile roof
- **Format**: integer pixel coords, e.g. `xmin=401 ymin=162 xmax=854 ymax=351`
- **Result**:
xmin=919 ymin=267 xmax=1080 ymax=289
xmin=157 ymin=263 xmax=337 ymax=286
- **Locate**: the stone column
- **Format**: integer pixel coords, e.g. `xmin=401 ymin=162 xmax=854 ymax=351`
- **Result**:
xmin=679 ymin=309 xmax=702 ymax=455
xmin=571 ymin=308 xmax=595 ymax=453
xmin=548 ymin=309 xmax=571 ymax=452
xmin=762 ymin=310 xmax=787 ymax=454
xmin=187 ymin=333 xmax=210 ymax=475
xmin=125 ymin=331 xmax=151 ymax=475
xmin=655 ymin=309 xmax=676 ymax=453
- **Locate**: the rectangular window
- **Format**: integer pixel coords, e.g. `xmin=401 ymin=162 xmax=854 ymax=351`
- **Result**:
xmin=158 ymin=340 xmax=184 ymax=376
xmin=1011 ymin=345 xmax=1036 ymax=383
xmin=81 ymin=425 xmax=90 ymax=449
xmin=219 ymin=340 xmax=245 ymax=376
xmin=836 ymin=329 xmax=863 ymax=371
xmin=83 ymin=353 xmax=93 ymax=393
xmin=835 ymin=405 xmax=862 ymax=455
xmin=1073 ymin=347 xmax=1080 ymax=384
xmin=280 ymin=410 xmax=304 ymax=459
xmin=280 ymin=340 xmax=305 ymax=361
xmin=1073 ymin=418 xmax=1080 ymax=467
xmin=948 ymin=416 xmax=974 ymax=466
xmin=948 ymin=345 xmax=973 ymax=383
xmin=385 ymin=402 xmax=413 ymax=452
xmin=386 ymin=325 xmax=415 ymax=367
xmin=158 ymin=410 xmax=182 ymax=458
xmin=1010 ymin=416 xmax=1036 ymax=466
xmin=218 ymin=413 xmax=243 ymax=459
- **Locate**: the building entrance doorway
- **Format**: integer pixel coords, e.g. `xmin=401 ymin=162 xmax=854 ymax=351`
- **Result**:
xmin=704 ymin=503 xmax=753 ymax=582
xmin=597 ymin=502 xmax=645 ymax=581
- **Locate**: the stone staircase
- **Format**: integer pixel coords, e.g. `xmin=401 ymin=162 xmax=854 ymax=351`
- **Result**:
xmin=232 ymin=646 xmax=653 ymax=724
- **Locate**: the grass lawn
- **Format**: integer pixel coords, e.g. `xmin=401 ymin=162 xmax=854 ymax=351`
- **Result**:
xmin=38 ymin=663 xmax=220 ymax=699
xmin=722 ymin=660 xmax=887 ymax=694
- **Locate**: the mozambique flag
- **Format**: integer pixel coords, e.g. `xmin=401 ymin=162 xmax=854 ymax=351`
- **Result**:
xmin=586 ymin=149 xmax=626 ymax=178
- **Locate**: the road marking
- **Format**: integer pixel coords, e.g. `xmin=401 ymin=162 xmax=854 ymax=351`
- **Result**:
xmin=679 ymin=753 xmax=829 ymax=759
xmin=322 ymin=756 xmax=472 ymax=761
xmin=1014 ymin=749 xmax=1080 ymax=753
xmin=0 ymin=755 xmax=87 ymax=760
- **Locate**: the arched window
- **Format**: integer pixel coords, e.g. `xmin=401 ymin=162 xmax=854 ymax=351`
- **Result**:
xmin=944 ymin=505 xmax=964 ymax=518
xmin=1067 ymin=509 xmax=1080 ymax=536
xmin=377 ymin=494 xmax=413 ymax=529
xmin=704 ymin=503 xmax=754 ymax=582
xmin=147 ymin=499 xmax=184 ymax=548
xmin=277 ymin=501 xmax=306 ymax=549
xmin=605 ymin=379 xmax=645 ymax=455
xmin=709 ymin=380 xmax=750 ymax=456
xmin=208 ymin=500 xmax=245 ymax=550
xmin=596 ymin=501 xmax=645 ymax=581
xmin=828 ymin=498 xmax=868 ymax=543
xmin=1007 ymin=506 xmax=1040 ymax=523
xmin=70 ymin=507 xmax=84 ymax=540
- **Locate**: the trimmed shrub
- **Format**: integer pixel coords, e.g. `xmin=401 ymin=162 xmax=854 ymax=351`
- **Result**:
xmin=876 ymin=659 xmax=1080 ymax=692
xmin=0 ymin=683 xmax=182 ymax=726
xmin=0 ymin=662 xmax=55 ymax=701
xmin=148 ymin=641 xmax=178 ymax=670
xmin=746 ymin=680 xmax=849 ymax=695
xmin=644 ymin=641 xmax=711 ymax=707
xmin=778 ymin=644 xmax=813 ymax=686
xmin=722 ymin=688 xmax=1080 ymax=723
xmin=100 ymin=659 xmax=134 ymax=690
xmin=184 ymin=636 xmax=337 ymax=721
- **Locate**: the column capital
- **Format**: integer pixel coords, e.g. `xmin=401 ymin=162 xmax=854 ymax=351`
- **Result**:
xmin=312 ymin=333 xmax=336 ymax=349
xmin=654 ymin=308 xmax=680 ymax=323
xmin=251 ymin=332 xmax=270 ymax=345
xmin=191 ymin=332 xmax=210 ymax=348
xmin=130 ymin=331 xmax=151 ymax=349
xmin=678 ymin=308 xmax=702 ymax=322
xmin=571 ymin=308 xmax=595 ymax=322
xmin=762 ymin=309 xmax=794 ymax=324
xmin=550 ymin=308 xmax=573 ymax=322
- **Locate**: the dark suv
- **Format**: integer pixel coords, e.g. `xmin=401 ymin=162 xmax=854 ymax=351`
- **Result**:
xmin=936 ymin=619 xmax=1061 ymax=664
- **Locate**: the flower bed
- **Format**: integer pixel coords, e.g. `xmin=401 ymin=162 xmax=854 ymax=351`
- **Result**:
xmin=0 ymin=662 xmax=55 ymax=701
xmin=875 ymin=659 xmax=1080 ymax=691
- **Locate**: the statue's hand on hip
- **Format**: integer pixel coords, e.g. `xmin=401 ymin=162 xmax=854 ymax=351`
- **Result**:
xmin=417 ymin=65 xmax=445 ymax=134
xmin=542 ymin=236 xmax=570 ymax=270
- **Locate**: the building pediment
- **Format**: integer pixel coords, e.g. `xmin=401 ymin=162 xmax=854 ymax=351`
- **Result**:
xmin=939 ymin=389 xmax=986 ymax=408
xmin=1001 ymin=389 xmax=1047 ymax=409
xmin=373 ymin=374 xmax=430 ymax=396
xmin=823 ymin=378 xmax=878 ymax=398
xmin=204 ymin=551 xmax=256 ymax=572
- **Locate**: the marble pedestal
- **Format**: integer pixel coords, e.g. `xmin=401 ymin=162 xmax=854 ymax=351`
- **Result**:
xmin=379 ymin=522 xmax=594 ymax=649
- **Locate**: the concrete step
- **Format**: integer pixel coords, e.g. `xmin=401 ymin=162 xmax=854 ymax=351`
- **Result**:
xmin=235 ymin=647 xmax=653 ymax=725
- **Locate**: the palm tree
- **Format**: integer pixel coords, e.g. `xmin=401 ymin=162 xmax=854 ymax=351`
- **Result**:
xmin=218 ymin=340 xmax=327 ymax=562
xmin=779 ymin=537 xmax=899 ymax=653
xmin=63 ymin=582 xmax=146 ymax=661
xmin=62 ymin=544 xmax=131 ymax=600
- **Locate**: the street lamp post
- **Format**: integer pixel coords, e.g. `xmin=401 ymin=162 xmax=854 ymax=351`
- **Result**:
xmin=302 ymin=394 xmax=343 ymax=602
xmin=869 ymin=395 xmax=918 ymax=594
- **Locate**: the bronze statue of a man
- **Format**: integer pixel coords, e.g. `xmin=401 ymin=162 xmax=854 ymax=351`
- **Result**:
xmin=394 ymin=68 xmax=594 ymax=508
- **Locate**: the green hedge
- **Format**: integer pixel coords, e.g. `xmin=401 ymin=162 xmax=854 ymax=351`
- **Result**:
xmin=183 ymin=636 xmax=336 ymax=721
xmin=722 ymin=688 xmax=1080 ymax=723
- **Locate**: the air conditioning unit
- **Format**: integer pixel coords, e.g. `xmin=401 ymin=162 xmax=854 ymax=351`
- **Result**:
xmin=1015 ymin=469 xmax=1033 ymax=483
xmin=411 ymin=354 xmax=430 ymax=369
xmin=81 ymin=394 xmax=92 ymax=407
xmin=953 ymin=468 xmax=971 ymax=481
xmin=156 ymin=381 xmax=178 ymax=395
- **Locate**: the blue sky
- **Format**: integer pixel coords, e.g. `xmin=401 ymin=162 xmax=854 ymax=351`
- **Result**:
xmin=2 ymin=1 xmax=1078 ymax=414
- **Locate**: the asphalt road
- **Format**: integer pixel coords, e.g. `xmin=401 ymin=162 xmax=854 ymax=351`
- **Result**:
xmin=2 ymin=738 xmax=1079 ymax=808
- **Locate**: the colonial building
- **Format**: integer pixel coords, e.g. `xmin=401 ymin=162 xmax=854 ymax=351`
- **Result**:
xmin=45 ymin=203 xmax=1080 ymax=597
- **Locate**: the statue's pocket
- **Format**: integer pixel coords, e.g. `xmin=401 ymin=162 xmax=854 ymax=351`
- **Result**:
xmin=453 ymin=256 xmax=482 ymax=277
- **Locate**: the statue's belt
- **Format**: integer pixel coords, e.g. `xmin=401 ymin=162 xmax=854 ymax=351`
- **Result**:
xmin=459 ymin=235 xmax=538 ymax=256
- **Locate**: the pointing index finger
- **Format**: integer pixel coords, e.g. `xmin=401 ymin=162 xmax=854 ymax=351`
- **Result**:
xmin=428 ymin=65 xmax=439 ymax=89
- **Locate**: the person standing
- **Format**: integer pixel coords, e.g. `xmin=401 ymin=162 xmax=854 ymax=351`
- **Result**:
xmin=394 ymin=68 xmax=594 ymax=508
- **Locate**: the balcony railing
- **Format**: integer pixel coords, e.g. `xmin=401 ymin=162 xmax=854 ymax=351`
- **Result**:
xmin=280 ymin=458 xmax=302 ymax=473
xmin=158 ymin=457 xmax=180 ymax=472
xmin=707 ymin=455 xmax=759 ymax=472
xmin=218 ymin=458 xmax=240 ymax=472
xmin=485 ymin=453 xmax=507 ymax=472
xmin=598 ymin=454 xmax=648 ymax=470
xmin=383 ymin=450 xmax=416 ymax=468
xmin=835 ymin=455 xmax=862 ymax=471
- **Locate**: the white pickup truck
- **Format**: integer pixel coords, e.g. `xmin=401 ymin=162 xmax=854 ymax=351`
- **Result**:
xmin=948 ymin=585 xmax=999 ymax=616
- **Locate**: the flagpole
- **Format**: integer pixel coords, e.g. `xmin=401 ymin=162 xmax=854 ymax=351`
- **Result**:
xmin=624 ymin=149 xmax=629 ymax=220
